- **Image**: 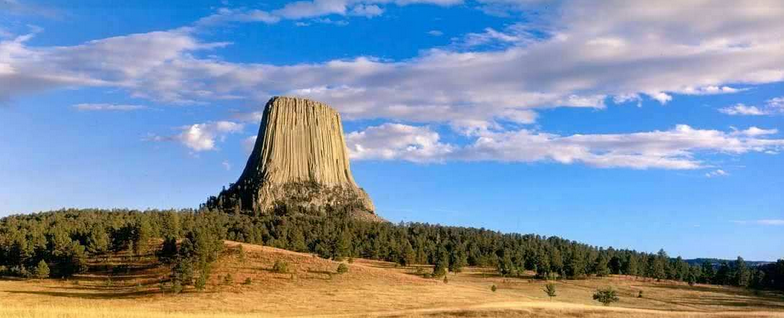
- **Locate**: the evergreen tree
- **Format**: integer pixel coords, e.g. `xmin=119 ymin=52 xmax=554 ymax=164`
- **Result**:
xmin=734 ymin=256 xmax=750 ymax=287
xmin=86 ymin=225 xmax=110 ymax=255
xmin=594 ymin=252 xmax=611 ymax=277
xmin=34 ymin=259 xmax=50 ymax=279
xmin=549 ymin=248 xmax=563 ymax=277
xmin=400 ymin=240 xmax=416 ymax=266
xmin=700 ymin=261 xmax=716 ymax=284
xmin=432 ymin=246 xmax=449 ymax=277
xmin=132 ymin=218 xmax=153 ymax=256
xmin=449 ymin=247 xmax=467 ymax=273
xmin=624 ymin=254 xmax=638 ymax=277
xmin=497 ymin=253 xmax=516 ymax=277
xmin=715 ymin=261 xmax=732 ymax=285
xmin=565 ymin=247 xmax=586 ymax=278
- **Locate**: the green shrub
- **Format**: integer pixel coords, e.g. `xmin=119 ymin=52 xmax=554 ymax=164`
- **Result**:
xmin=272 ymin=260 xmax=289 ymax=273
xmin=491 ymin=284 xmax=497 ymax=292
xmin=543 ymin=283 xmax=557 ymax=300
xmin=223 ymin=273 xmax=233 ymax=285
xmin=638 ymin=290 xmax=643 ymax=298
xmin=593 ymin=287 xmax=619 ymax=306
xmin=243 ymin=277 xmax=252 ymax=285
xmin=337 ymin=263 xmax=349 ymax=274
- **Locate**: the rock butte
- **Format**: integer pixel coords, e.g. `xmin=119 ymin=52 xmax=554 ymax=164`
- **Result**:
xmin=207 ymin=96 xmax=377 ymax=220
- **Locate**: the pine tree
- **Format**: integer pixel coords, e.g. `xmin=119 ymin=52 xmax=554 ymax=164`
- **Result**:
xmin=700 ymin=261 xmax=716 ymax=284
xmin=624 ymin=254 xmax=638 ymax=277
xmin=400 ymin=240 xmax=416 ymax=266
xmin=449 ymin=247 xmax=467 ymax=273
xmin=432 ymin=246 xmax=449 ymax=277
xmin=87 ymin=225 xmax=110 ymax=255
xmin=35 ymin=260 xmax=50 ymax=279
xmin=132 ymin=218 xmax=153 ymax=256
xmin=565 ymin=247 xmax=586 ymax=278
xmin=735 ymin=257 xmax=750 ymax=287
xmin=497 ymin=253 xmax=516 ymax=277
xmin=594 ymin=253 xmax=611 ymax=277
xmin=715 ymin=261 xmax=732 ymax=285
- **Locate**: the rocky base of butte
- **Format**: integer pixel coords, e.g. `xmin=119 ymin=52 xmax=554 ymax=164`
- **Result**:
xmin=206 ymin=96 xmax=379 ymax=221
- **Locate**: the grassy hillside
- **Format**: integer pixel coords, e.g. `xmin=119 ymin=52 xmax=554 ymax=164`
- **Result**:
xmin=1 ymin=241 xmax=783 ymax=318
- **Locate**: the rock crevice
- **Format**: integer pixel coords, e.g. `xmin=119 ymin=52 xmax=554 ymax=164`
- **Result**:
xmin=207 ymin=96 xmax=375 ymax=218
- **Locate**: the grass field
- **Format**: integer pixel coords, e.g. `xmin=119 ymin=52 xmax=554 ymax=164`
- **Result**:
xmin=1 ymin=241 xmax=783 ymax=317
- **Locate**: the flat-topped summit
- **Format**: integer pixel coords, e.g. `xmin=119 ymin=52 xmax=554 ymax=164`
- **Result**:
xmin=206 ymin=96 xmax=376 ymax=219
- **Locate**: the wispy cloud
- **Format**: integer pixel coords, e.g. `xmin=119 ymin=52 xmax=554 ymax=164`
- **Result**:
xmin=705 ymin=169 xmax=729 ymax=178
xmin=72 ymin=103 xmax=148 ymax=111
xmin=719 ymin=97 xmax=784 ymax=116
xmin=195 ymin=0 xmax=456 ymax=26
xmin=733 ymin=219 xmax=784 ymax=226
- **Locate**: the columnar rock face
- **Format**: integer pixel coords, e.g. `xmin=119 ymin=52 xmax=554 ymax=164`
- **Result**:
xmin=207 ymin=96 xmax=376 ymax=219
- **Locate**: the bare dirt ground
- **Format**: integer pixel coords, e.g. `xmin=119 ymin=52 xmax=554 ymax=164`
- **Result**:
xmin=1 ymin=241 xmax=783 ymax=318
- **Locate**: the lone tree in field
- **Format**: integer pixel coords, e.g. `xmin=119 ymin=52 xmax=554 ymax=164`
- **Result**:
xmin=35 ymin=260 xmax=50 ymax=279
xmin=543 ymin=283 xmax=557 ymax=300
xmin=593 ymin=287 xmax=620 ymax=306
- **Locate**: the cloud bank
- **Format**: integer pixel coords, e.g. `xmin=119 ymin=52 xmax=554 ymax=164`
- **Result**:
xmin=345 ymin=124 xmax=784 ymax=169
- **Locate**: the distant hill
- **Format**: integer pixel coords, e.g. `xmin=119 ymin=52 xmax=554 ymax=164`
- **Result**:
xmin=685 ymin=258 xmax=772 ymax=268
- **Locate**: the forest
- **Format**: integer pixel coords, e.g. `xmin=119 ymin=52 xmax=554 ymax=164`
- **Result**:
xmin=1 ymin=208 xmax=782 ymax=293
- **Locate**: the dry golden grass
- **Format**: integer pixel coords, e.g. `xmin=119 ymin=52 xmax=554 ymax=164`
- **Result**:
xmin=1 ymin=241 xmax=783 ymax=318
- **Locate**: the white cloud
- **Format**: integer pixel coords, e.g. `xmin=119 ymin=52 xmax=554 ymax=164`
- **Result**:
xmin=346 ymin=123 xmax=455 ymax=162
xmin=350 ymin=4 xmax=383 ymax=17
xmin=719 ymin=97 xmax=784 ymax=116
xmin=731 ymin=126 xmax=778 ymax=137
xmin=461 ymin=27 xmax=523 ymax=47
xmin=4 ymin=0 xmax=784 ymax=169
xmin=222 ymin=160 xmax=232 ymax=170
xmin=705 ymin=169 xmax=728 ymax=178
xmin=195 ymin=8 xmax=281 ymax=25
xmin=197 ymin=0 xmax=456 ymax=24
xmin=681 ymin=86 xmax=745 ymax=95
xmin=149 ymin=121 xmax=245 ymax=152
xmin=7 ymin=1 xmax=781 ymax=130
xmin=427 ymin=30 xmax=443 ymax=37
xmin=347 ymin=124 xmax=784 ymax=169
xmin=733 ymin=219 xmax=784 ymax=226
xmin=3 ymin=1 xmax=783 ymax=128
xmin=765 ymin=96 xmax=784 ymax=112
xmin=720 ymin=104 xmax=766 ymax=116
xmin=72 ymin=103 xmax=148 ymax=111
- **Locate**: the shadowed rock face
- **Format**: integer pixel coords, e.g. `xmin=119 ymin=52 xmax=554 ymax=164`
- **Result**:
xmin=207 ymin=96 xmax=376 ymax=219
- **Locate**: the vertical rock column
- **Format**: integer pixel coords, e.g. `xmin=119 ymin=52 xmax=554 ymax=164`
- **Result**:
xmin=209 ymin=96 xmax=375 ymax=217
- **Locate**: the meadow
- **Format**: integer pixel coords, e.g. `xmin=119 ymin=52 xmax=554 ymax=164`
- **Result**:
xmin=1 ymin=241 xmax=783 ymax=318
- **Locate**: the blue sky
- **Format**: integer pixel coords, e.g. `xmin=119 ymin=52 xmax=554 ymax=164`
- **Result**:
xmin=1 ymin=0 xmax=783 ymax=261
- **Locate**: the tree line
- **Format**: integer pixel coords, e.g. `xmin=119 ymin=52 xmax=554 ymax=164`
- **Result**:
xmin=1 ymin=208 xmax=782 ymax=293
